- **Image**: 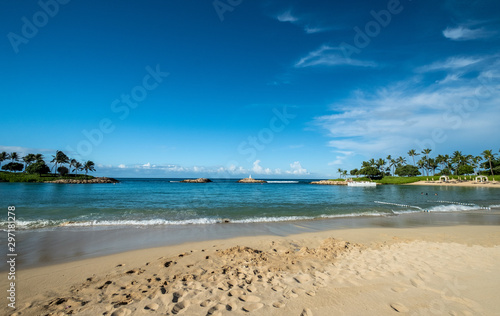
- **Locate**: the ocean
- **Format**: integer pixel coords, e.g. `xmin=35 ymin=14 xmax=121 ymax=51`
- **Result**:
xmin=1 ymin=178 xmax=499 ymax=230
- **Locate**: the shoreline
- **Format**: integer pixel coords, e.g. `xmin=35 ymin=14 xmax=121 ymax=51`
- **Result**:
xmin=3 ymin=222 xmax=500 ymax=315
xmin=5 ymin=210 xmax=500 ymax=270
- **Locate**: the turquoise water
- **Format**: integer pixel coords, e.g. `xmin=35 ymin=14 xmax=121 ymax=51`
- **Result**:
xmin=1 ymin=179 xmax=499 ymax=230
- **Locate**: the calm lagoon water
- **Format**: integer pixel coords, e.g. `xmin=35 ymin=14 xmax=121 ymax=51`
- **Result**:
xmin=1 ymin=178 xmax=499 ymax=230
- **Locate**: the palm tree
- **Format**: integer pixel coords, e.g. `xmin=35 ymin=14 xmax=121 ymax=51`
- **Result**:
xmin=452 ymin=151 xmax=465 ymax=175
xmin=435 ymin=154 xmax=445 ymax=173
xmin=342 ymin=170 xmax=348 ymax=179
xmin=376 ymin=158 xmax=386 ymax=173
xmin=337 ymin=168 xmax=343 ymax=179
xmin=428 ymin=158 xmax=438 ymax=176
xmin=10 ymin=152 xmax=19 ymax=162
xmin=368 ymin=158 xmax=376 ymax=167
xmin=51 ymin=150 xmax=69 ymax=175
xmin=34 ymin=153 xmax=44 ymax=163
xmin=386 ymin=157 xmax=396 ymax=176
xmin=397 ymin=156 xmax=407 ymax=166
xmin=407 ymin=149 xmax=419 ymax=166
xmin=22 ymin=154 xmax=36 ymax=172
xmin=73 ymin=161 xmax=83 ymax=175
xmin=69 ymin=159 xmax=78 ymax=175
xmin=482 ymin=149 xmax=497 ymax=176
xmin=82 ymin=160 xmax=96 ymax=178
xmin=471 ymin=156 xmax=481 ymax=175
xmin=422 ymin=149 xmax=432 ymax=175
xmin=417 ymin=159 xmax=426 ymax=176
xmin=0 ymin=152 xmax=8 ymax=169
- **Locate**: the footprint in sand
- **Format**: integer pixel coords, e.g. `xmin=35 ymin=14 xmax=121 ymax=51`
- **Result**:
xmin=391 ymin=287 xmax=408 ymax=293
xmin=273 ymin=301 xmax=285 ymax=308
xmin=294 ymin=275 xmax=311 ymax=284
xmin=228 ymin=289 xmax=244 ymax=297
xmin=390 ymin=302 xmax=409 ymax=313
xmin=144 ymin=303 xmax=159 ymax=311
xmin=238 ymin=295 xmax=261 ymax=303
xmin=172 ymin=290 xmax=184 ymax=303
xmin=207 ymin=303 xmax=226 ymax=315
xmin=410 ymin=278 xmax=425 ymax=288
xmin=242 ymin=303 xmax=264 ymax=312
xmin=111 ymin=308 xmax=131 ymax=316
xmin=301 ymin=308 xmax=313 ymax=316
xmin=226 ymin=302 xmax=238 ymax=311
xmin=172 ymin=300 xmax=190 ymax=314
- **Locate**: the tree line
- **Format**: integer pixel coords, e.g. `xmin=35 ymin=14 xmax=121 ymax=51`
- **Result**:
xmin=0 ymin=150 xmax=96 ymax=177
xmin=338 ymin=149 xmax=500 ymax=179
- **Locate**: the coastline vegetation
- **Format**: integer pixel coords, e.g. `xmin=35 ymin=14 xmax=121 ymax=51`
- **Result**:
xmin=0 ymin=150 xmax=96 ymax=183
xmin=332 ymin=148 xmax=500 ymax=183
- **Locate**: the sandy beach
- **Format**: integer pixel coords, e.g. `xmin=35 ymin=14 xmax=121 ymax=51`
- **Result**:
xmin=3 ymin=223 xmax=500 ymax=316
xmin=407 ymin=180 xmax=500 ymax=188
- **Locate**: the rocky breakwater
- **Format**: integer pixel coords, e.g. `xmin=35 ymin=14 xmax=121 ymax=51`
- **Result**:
xmin=237 ymin=177 xmax=267 ymax=183
xmin=310 ymin=180 xmax=348 ymax=185
xmin=180 ymin=178 xmax=212 ymax=183
xmin=46 ymin=177 xmax=120 ymax=184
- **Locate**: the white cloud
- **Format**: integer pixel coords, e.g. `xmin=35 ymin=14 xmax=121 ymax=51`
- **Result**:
xmin=417 ymin=56 xmax=483 ymax=72
xmin=295 ymin=45 xmax=376 ymax=68
xmin=312 ymin=57 xmax=500 ymax=159
xmin=99 ymin=160 xmax=310 ymax=177
xmin=436 ymin=73 xmax=462 ymax=85
xmin=286 ymin=161 xmax=308 ymax=175
xmin=276 ymin=10 xmax=298 ymax=23
xmin=275 ymin=9 xmax=330 ymax=34
xmin=443 ymin=26 xmax=493 ymax=41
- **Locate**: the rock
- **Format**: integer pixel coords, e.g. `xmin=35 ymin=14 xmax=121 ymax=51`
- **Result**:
xmin=237 ymin=178 xmax=266 ymax=183
xmin=45 ymin=177 xmax=119 ymax=184
xmin=310 ymin=180 xmax=347 ymax=185
xmin=180 ymin=178 xmax=212 ymax=183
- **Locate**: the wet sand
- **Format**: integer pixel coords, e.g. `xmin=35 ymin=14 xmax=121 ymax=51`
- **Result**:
xmin=5 ymin=211 xmax=500 ymax=270
xmin=2 ymin=211 xmax=500 ymax=315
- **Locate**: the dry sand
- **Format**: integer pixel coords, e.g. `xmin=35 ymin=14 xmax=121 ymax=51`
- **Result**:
xmin=407 ymin=180 xmax=500 ymax=188
xmin=3 ymin=225 xmax=500 ymax=316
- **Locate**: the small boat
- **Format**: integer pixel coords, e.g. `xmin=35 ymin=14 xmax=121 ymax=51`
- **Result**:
xmin=347 ymin=181 xmax=377 ymax=187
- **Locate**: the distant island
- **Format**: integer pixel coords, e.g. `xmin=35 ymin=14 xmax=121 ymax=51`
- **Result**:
xmin=180 ymin=178 xmax=212 ymax=183
xmin=237 ymin=176 xmax=266 ymax=183
xmin=0 ymin=150 xmax=118 ymax=183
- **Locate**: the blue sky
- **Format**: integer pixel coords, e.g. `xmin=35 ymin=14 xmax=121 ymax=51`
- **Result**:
xmin=1 ymin=0 xmax=499 ymax=178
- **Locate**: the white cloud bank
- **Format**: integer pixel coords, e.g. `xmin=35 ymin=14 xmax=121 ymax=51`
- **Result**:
xmin=102 ymin=160 xmax=309 ymax=177
xmin=312 ymin=54 xmax=500 ymax=159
